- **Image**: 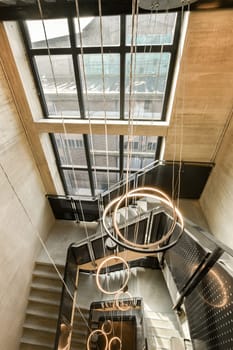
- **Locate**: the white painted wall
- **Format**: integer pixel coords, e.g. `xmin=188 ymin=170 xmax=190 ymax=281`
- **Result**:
xmin=0 ymin=60 xmax=55 ymax=349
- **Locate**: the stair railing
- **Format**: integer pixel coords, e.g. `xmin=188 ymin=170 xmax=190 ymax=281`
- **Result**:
xmin=54 ymin=203 xmax=233 ymax=350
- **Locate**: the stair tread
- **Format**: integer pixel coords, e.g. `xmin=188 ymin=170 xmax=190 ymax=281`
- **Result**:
xmin=28 ymin=295 xmax=60 ymax=306
xmin=35 ymin=261 xmax=65 ymax=270
xmin=32 ymin=275 xmax=63 ymax=286
xmin=21 ymin=336 xmax=53 ymax=348
xmin=24 ymin=314 xmax=57 ymax=331
xmin=170 ymin=337 xmax=186 ymax=350
xmin=145 ymin=317 xmax=178 ymax=330
xmin=146 ymin=326 xmax=180 ymax=338
xmin=31 ymin=282 xmax=62 ymax=293
xmin=24 ymin=322 xmax=56 ymax=334
xmin=20 ymin=342 xmax=52 ymax=350
xmin=33 ymin=270 xmax=63 ymax=280
xmin=20 ymin=261 xmax=65 ymax=350
xmin=26 ymin=308 xmax=59 ymax=320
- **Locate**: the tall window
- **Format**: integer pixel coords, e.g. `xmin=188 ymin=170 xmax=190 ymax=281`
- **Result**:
xmin=21 ymin=13 xmax=180 ymax=196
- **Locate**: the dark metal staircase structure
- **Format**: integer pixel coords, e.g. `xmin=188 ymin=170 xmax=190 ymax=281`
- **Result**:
xmin=47 ymin=159 xmax=233 ymax=349
xmin=47 ymin=160 xmax=213 ymax=222
xmin=53 ymin=181 xmax=233 ymax=349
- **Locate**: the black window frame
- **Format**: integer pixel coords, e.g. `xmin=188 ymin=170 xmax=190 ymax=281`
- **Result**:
xmin=19 ymin=12 xmax=181 ymax=197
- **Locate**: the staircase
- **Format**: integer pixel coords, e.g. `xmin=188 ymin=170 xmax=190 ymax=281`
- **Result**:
xmin=19 ymin=262 xmax=64 ymax=350
xmin=144 ymin=311 xmax=186 ymax=350
xmin=70 ymin=306 xmax=89 ymax=349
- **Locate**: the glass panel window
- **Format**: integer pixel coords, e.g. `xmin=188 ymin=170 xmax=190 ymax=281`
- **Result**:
xmin=94 ymin=171 xmax=119 ymax=194
xmin=26 ymin=19 xmax=70 ymax=48
xmin=63 ymin=170 xmax=92 ymax=196
xmin=125 ymin=53 xmax=171 ymax=119
xmin=124 ymin=136 xmax=158 ymax=170
xmin=35 ymin=55 xmax=79 ymax=116
xmin=90 ymin=135 xmax=119 ymax=167
xmin=80 ymin=54 xmax=120 ymax=118
xmin=54 ymin=134 xmax=87 ymax=166
xmin=74 ymin=16 xmax=120 ymax=47
xmin=126 ymin=13 xmax=176 ymax=46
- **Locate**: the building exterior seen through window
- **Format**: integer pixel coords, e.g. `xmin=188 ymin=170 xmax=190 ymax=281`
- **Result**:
xmin=22 ymin=12 xmax=180 ymax=197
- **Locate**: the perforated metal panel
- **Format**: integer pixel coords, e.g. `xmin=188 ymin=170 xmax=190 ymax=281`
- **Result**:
xmin=164 ymin=231 xmax=207 ymax=292
xmin=185 ymin=262 xmax=233 ymax=349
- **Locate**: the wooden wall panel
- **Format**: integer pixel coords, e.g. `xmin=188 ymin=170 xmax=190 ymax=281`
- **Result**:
xmin=165 ymin=10 xmax=233 ymax=162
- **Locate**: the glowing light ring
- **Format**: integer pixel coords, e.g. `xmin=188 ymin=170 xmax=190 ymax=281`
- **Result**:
xmin=96 ymin=256 xmax=130 ymax=295
xmin=113 ymin=187 xmax=177 ymax=249
xmin=114 ymin=291 xmax=133 ymax=311
xmin=87 ymin=329 xmax=108 ymax=350
xmin=103 ymin=187 xmax=184 ymax=253
xmin=101 ymin=320 xmax=113 ymax=335
xmin=191 ymin=265 xmax=228 ymax=309
xmin=203 ymin=269 xmax=228 ymax=308
xmin=109 ymin=336 xmax=122 ymax=350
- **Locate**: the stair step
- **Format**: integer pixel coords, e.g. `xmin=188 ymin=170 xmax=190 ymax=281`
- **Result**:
xmin=30 ymin=286 xmax=62 ymax=302
xmin=145 ymin=317 xmax=178 ymax=330
xmin=147 ymin=334 xmax=171 ymax=350
xmin=27 ymin=300 xmax=59 ymax=317
xmin=26 ymin=308 xmax=59 ymax=320
xmin=20 ymin=341 xmax=52 ymax=350
xmin=20 ymin=262 xmax=64 ymax=350
xmin=34 ymin=262 xmax=65 ymax=275
xmin=136 ymin=199 xmax=148 ymax=212
xmin=170 ymin=337 xmax=186 ymax=350
xmin=146 ymin=326 xmax=180 ymax=338
xmin=24 ymin=313 xmax=58 ymax=331
xmin=32 ymin=275 xmax=63 ymax=289
xmin=28 ymin=294 xmax=60 ymax=306
xmin=31 ymin=282 xmax=62 ymax=294
xmin=118 ymin=207 xmax=136 ymax=222
xmin=21 ymin=331 xmax=54 ymax=348
xmin=144 ymin=311 xmax=178 ymax=323
xmin=33 ymin=269 xmax=63 ymax=281
xmin=23 ymin=323 xmax=55 ymax=335
xmin=185 ymin=339 xmax=194 ymax=349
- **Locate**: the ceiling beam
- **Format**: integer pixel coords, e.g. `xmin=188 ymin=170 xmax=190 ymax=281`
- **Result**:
xmin=0 ymin=0 xmax=231 ymax=21
xmin=35 ymin=118 xmax=168 ymax=136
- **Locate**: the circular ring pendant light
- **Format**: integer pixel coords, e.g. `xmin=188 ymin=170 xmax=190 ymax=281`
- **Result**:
xmin=96 ymin=256 xmax=130 ymax=295
xmin=87 ymin=329 xmax=108 ymax=350
xmin=103 ymin=186 xmax=184 ymax=254
xmin=114 ymin=290 xmax=133 ymax=311
xmin=109 ymin=336 xmax=122 ymax=350
xmin=101 ymin=320 xmax=113 ymax=335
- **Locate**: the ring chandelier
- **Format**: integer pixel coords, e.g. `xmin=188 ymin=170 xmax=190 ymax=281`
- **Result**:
xmin=103 ymin=186 xmax=184 ymax=254
xmin=109 ymin=336 xmax=122 ymax=350
xmin=114 ymin=291 xmax=133 ymax=311
xmin=87 ymin=329 xmax=108 ymax=350
xmin=101 ymin=320 xmax=113 ymax=335
xmin=96 ymin=256 xmax=130 ymax=295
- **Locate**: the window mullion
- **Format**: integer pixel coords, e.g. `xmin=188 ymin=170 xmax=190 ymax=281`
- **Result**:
xmin=19 ymin=21 xmax=49 ymax=117
xmin=68 ymin=17 xmax=86 ymax=118
xmin=120 ymin=15 xmax=126 ymax=121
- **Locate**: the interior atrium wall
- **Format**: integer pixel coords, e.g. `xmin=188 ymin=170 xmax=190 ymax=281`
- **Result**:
xmin=164 ymin=10 xmax=233 ymax=162
xmin=200 ymin=115 xmax=233 ymax=250
xmin=0 ymin=33 xmax=55 ymax=349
